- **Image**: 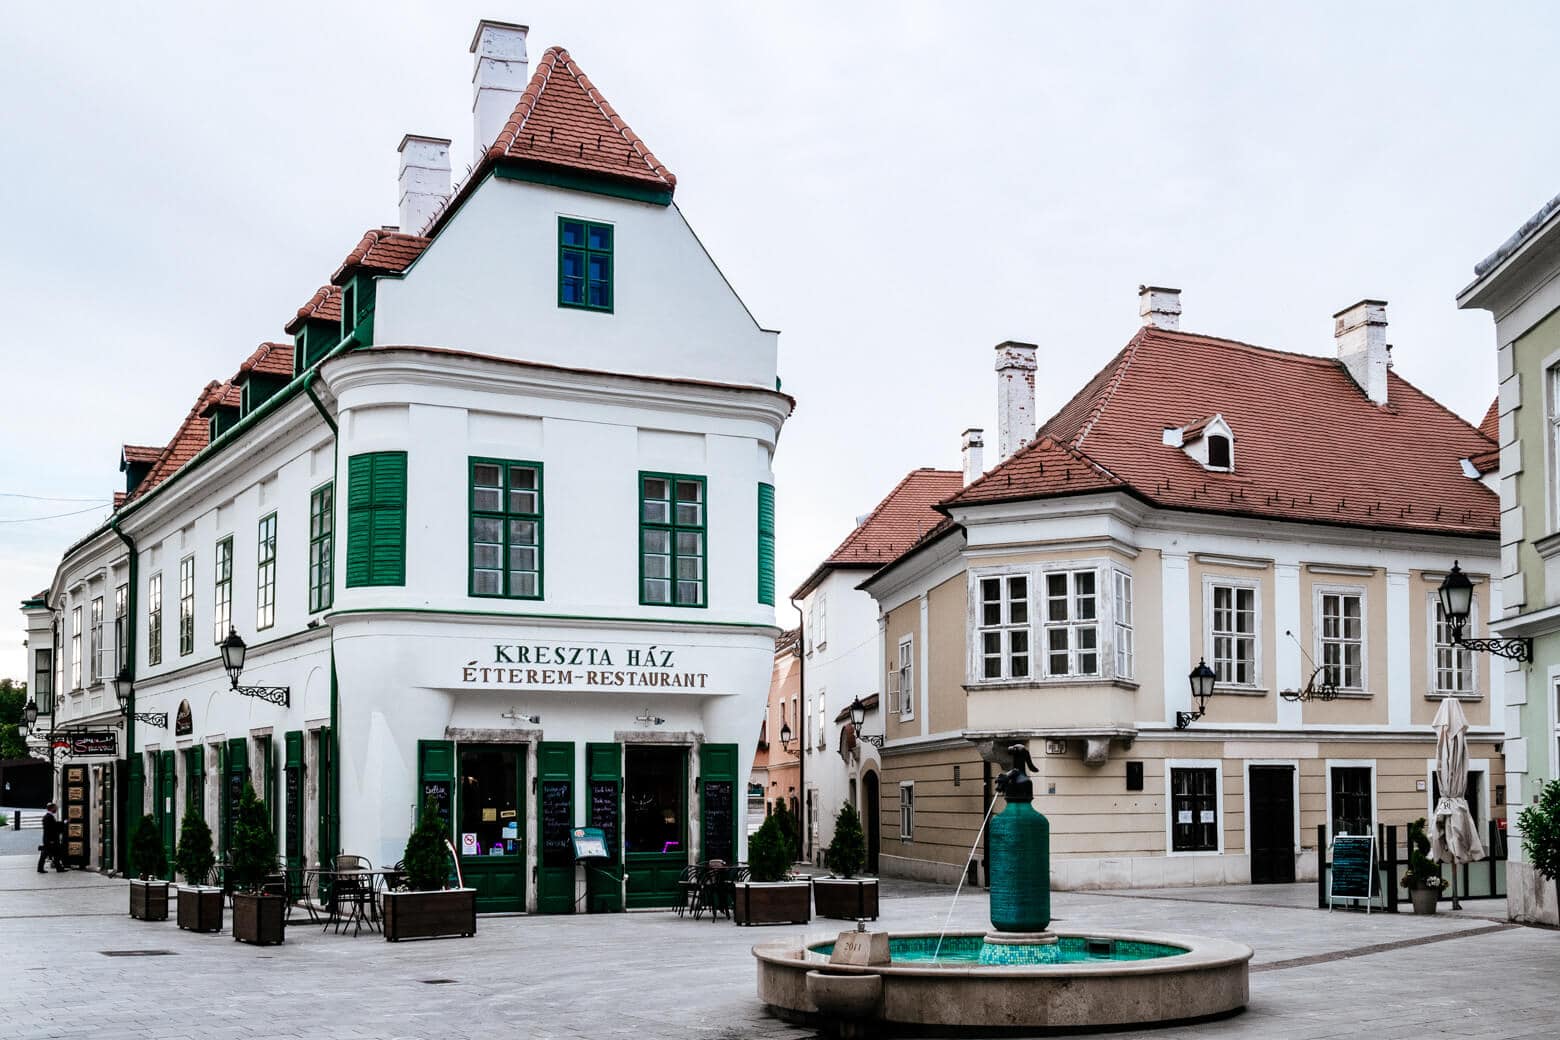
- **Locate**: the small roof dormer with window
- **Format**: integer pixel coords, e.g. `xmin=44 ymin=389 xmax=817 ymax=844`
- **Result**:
xmin=1163 ymin=414 xmax=1235 ymax=472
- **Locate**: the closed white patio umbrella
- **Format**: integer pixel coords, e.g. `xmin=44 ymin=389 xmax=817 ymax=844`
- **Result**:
xmin=1430 ymin=697 xmax=1486 ymax=909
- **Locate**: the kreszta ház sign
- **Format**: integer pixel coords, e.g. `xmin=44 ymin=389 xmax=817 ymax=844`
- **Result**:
xmin=459 ymin=643 xmax=711 ymax=690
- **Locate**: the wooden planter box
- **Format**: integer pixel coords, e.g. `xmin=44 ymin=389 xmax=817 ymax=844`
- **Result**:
xmin=383 ymin=888 xmax=477 ymax=942
xmin=733 ymin=881 xmax=812 ymax=926
xmin=129 ymin=879 xmax=169 ymax=921
xmin=813 ymin=877 xmax=879 ymax=921
xmin=232 ymin=893 xmax=286 ymax=946
xmin=177 ymin=885 xmax=225 ymax=933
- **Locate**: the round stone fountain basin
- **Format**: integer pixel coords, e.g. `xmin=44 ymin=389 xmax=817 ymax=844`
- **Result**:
xmin=754 ymin=928 xmax=1252 ymax=1034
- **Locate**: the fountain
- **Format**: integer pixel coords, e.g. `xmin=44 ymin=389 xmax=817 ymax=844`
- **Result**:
xmin=752 ymin=744 xmax=1252 ymax=1034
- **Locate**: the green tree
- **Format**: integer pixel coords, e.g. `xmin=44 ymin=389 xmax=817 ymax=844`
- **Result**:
xmin=131 ymin=814 xmax=166 ymax=880
xmin=824 ymin=801 xmax=867 ymax=878
xmin=228 ymin=786 xmax=277 ymax=894
xmin=770 ymin=799 xmax=799 ymax=864
xmin=1400 ymin=817 xmax=1444 ymax=890
xmin=402 ymin=798 xmax=452 ymax=891
xmin=174 ymin=811 xmax=216 ymax=887
xmin=748 ymin=813 xmax=792 ymax=883
xmin=0 ymin=678 xmax=29 ymax=760
xmin=1519 ymin=779 xmax=1560 ymax=883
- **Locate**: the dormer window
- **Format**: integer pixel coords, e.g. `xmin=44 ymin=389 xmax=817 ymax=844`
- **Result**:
xmin=1168 ymin=414 xmax=1235 ymax=472
xmin=1207 ymin=434 xmax=1231 ymax=470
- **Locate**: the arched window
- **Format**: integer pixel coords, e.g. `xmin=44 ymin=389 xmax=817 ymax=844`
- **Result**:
xmin=1207 ymin=434 xmax=1232 ymax=469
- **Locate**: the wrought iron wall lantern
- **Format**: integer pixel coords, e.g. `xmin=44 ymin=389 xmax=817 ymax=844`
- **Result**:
xmin=111 ymin=669 xmax=167 ymax=727
xmin=848 ymin=696 xmax=884 ymax=748
xmin=219 ymin=628 xmax=292 ymax=706
xmin=778 ymin=719 xmax=793 ymax=751
xmin=1438 ymin=562 xmax=1532 ymax=663
xmin=1176 ymin=659 xmax=1217 ymax=729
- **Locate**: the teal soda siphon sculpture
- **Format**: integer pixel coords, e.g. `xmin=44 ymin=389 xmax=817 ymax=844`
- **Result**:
xmin=988 ymin=743 xmax=1051 ymax=933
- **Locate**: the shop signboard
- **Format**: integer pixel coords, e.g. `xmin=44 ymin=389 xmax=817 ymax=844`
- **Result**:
xmin=175 ymin=700 xmax=193 ymax=736
xmin=572 ymin=827 xmax=609 ymax=860
xmin=52 ymin=732 xmax=117 ymax=756
xmin=444 ymin=637 xmax=761 ymax=695
xmin=541 ymin=781 xmax=574 ymax=868
xmin=702 ymin=780 xmax=735 ymax=863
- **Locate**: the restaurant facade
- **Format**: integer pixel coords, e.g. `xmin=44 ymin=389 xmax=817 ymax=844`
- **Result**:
xmin=21 ymin=21 xmax=789 ymax=914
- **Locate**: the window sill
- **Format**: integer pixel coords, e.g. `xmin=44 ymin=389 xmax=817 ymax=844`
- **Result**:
xmin=1214 ymin=686 xmax=1268 ymax=697
xmin=1425 ymin=691 xmax=1482 ymax=701
xmin=965 ymin=677 xmax=1139 ymax=692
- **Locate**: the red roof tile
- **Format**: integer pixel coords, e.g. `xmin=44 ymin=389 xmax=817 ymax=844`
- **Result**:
xmin=488 ymin=46 xmax=676 ymax=192
xmin=285 ymin=285 xmax=343 ymax=335
xmin=121 ymin=444 xmax=161 ymax=465
xmin=126 ymin=382 xmax=223 ymax=502
xmin=332 ymin=229 xmax=431 ymax=284
xmin=949 ymin=328 xmax=1499 ymax=538
xmin=113 ymin=492 xmax=127 ymax=509
xmin=238 ymin=342 xmax=294 ymax=379
xmin=199 ymin=382 xmax=242 ymax=416
xmin=1478 ymin=398 xmax=1498 ymax=442
xmin=793 ymin=469 xmax=961 ymax=598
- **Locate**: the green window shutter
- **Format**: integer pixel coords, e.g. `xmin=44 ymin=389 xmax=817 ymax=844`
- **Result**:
xmin=184 ymin=745 xmax=204 ymax=815
xmin=346 ymin=452 xmax=407 ymax=587
xmin=417 ymin=739 xmax=456 ymax=836
xmin=159 ymin=750 xmax=178 ymax=879
xmin=536 ymin=741 xmax=575 ymax=914
xmin=223 ymin=738 xmax=248 ymax=857
xmin=699 ymin=744 xmax=739 ymax=864
xmin=283 ymin=731 xmax=304 ymax=896
xmin=757 ymin=483 xmax=776 ymax=606
xmin=585 ymin=743 xmax=623 ymax=913
xmin=127 ymin=755 xmax=144 ymax=875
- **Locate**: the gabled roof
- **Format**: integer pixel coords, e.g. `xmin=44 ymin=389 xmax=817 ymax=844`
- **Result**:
xmin=284 ymin=286 xmax=343 ymax=335
xmin=332 ymin=229 xmax=431 ymax=284
xmin=948 ymin=327 xmax=1498 ymax=538
xmin=199 ymin=383 xmax=242 ymax=417
xmin=1478 ymin=398 xmax=1498 ymax=442
xmin=488 ymin=46 xmax=676 ymax=192
xmin=793 ymin=469 xmax=961 ymax=599
xmin=237 ymin=342 xmax=294 ymax=380
xmin=120 ymin=444 xmax=161 ymax=467
xmin=126 ymin=381 xmax=223 ymax=502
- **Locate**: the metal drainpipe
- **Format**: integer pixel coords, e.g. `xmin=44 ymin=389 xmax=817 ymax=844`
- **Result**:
xmin=108 ymin=516 xmax=137 ymax=877
xmin=303 ymin=365 xmax=340 ymax=862
xmin=790 ymin=596 xmax=806 ymax=865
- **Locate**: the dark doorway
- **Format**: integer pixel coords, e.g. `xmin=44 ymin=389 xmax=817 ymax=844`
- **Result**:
xmin=624 ymin=745 xmax=687 ymax=909
xmin=1248 ymin=765 xmax=1295 ymax=884
xmin=457 ymin=745 xmax=527 ymax=913
xmin=863 ymin=771 xmax=880 ymax=874
xmin=1330 ymin=766 xmax=1373 ymax=839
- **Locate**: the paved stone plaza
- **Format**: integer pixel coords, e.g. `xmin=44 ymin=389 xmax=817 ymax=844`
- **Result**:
xmin=1 ymin=851 xmax=1555 ymax=1040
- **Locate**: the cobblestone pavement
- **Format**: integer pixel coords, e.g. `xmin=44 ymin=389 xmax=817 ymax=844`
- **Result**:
xmin=2 ymin=852 xmax=1556 ymax=1040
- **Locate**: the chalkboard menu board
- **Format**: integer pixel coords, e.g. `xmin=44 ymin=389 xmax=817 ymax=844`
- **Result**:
xmin=702 ymin=780 xmax=734 ymax=863
xmin=542 ymin=780 xmax=573 ymax=868
xmin=1329 ymin=834 xmax=1376 ymax=906
xmin=422 ymin=780 xmax=452 ymax=828
xmin=284 ymin=766 xmax=302 ymax=859
xmin=228 ymin=770 xmax=246 ymax=831
xmin=589 ymin=780 xmax=619 ymax=861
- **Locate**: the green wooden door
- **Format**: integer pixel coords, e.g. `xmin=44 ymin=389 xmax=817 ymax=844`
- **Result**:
xmin=624 ymin=745 xmax=688 ymax=909
xmin=184 ymin=745 xmax=204 ymax=816
xmin=284 ymin=732 xmax=303 ymax=898
xmin=315 ymin=727 xmax=334 ymax=866
xmin=158 ymin=750 xmax=177 ymax=879
xmin=127 ymin=755 xmax=144 ymax=876
xmin=451 ymin=743 xmax=526 ymax=913
xmin=536 ymin=741 xmax=575 ymax=914
xmin=585 ymin=742 xmax=622 ymax=913
xmin=699 ymin=744 xmax=739 ymax=865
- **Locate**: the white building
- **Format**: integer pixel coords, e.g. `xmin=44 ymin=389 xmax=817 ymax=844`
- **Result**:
xmin=23 ymin=21 xmax=789 ymax=914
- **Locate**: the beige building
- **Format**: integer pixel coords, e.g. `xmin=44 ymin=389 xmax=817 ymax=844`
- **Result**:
xmin=862 ymin=288 xmax=1506 ymax=888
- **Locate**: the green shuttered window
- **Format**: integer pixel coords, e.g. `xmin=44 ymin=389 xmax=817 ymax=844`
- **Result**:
xmin=469 ymin=458 xmax=543 ymax=599
xmin=309 ymin=482 xmax=334 ymax=613
xmin=346 ymin=452 xmax=407 ymax=587
xmin=757 ymin=483 xmax=775 ymax=606
xmin=640 ymin=473 xmax=706 ymax=607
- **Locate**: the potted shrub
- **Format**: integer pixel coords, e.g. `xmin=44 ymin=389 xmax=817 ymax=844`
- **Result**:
xmin=814 ymin=802 xmax=878 ymax=920
xmin=1400 ymin=817 xmax=1446 ymax=915
xmin=229 ymin=786 xmax=284 ymax=945
xmin=174 ymin=811 xmax=223 ymax=933
xmin=1518 ymin=778 xmax=1560 ymax=916
xmin=383 ymin=798 xmax=475 ymax=941
xmin=128 ymin=814 xmax=169 ymax=921
xmin=733 ymin=812 xmax=811 ymax=926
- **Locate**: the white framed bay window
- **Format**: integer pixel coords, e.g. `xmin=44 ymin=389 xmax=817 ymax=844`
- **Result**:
xmin=1044 ymin=568 xmax=1099 ymax=678
xmin=978 ymin=573 xmax=1030 ymax=679
xmin=969 ymin=562 xmax=1134 ymax=683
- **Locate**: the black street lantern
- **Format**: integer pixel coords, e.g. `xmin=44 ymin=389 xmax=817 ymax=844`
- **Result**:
xmin=1436 ymin=562 xmax=1532 ymax=662
xmin=219 ymin=626 xmax=291 ymax=706
xmin=1177 ymin=658 xmax=1218 ymax=730
xmin=113 ymin=669 xmax=168 ymax=728
xmin=849 ymin=696 xmax=866 ymax=730
xmin=23 ymin=698 xmax=38 ymax=729
xmin=779 ymin=719 xmax=793 ymax=751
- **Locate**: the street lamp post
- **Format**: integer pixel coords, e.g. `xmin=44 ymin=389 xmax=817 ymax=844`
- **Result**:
xmin=111 ymin=670 xmax=168 ymax=728
xmin=219 ymin=628 xmax=292 ymax=706
xmin=1176 ymin=659 xmax=1218 ymax=730
xmin=1437 ymin=562 xmax=1532 ymax=662
xmin=846 ymin=695 xmax=883 ymax=748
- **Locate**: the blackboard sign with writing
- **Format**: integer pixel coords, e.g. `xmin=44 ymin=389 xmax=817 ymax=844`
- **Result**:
xmin=228 ymin=771 xmax=246 ymax=826
xmin=1329 ymin=834 xmax=1376 ymax=907
xmin=702 ymin=780 xmax=734 ymax=863
xmin=422 ymin=780 xmax=452 ymax=828
xmin=284 ymin=766 xmax=302 ymax=859
xmin=542 ymin=780 xmax=573 ymax=868
xmin=589 ymin=780 xmax=619 ymax=861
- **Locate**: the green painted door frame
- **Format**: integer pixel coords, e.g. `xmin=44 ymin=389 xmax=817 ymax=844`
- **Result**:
xmin=158 ymin=750 xmax=177 ymax=879
xmin=536 ymin=741 xmax=575 ymax=914
xmin=586 ymin=742 xmax=622 ymax=913
xmin=284 ymin=731 xmax=304 ymax=898
xmin=127 ymin=755 xmax=144 ymax=876
xmin=699 ymin=744 xmax=740 ymax=865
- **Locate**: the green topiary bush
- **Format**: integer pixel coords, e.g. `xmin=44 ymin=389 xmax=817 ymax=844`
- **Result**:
xmin=824 ymin=802 xmax=867 ymax=878
xmin=402 ymin=798 xmax=452 ymax=891
xmin=1518 ymin=778 xmax=1560 ymax=882
xmin=228 ymin=786 xmax=277 ymax=894
xmin=131 ymin=814 xmax=166 ymax=880
xmin=770 ymin=799 xmax=799 ymax=864
xmin=174 ymin=811 xmax=215 ymax=887
xmin=748 ymin=813 xmax=792 ymax=883
xmin=1400 ymin=817 xmax=1445 ymax=891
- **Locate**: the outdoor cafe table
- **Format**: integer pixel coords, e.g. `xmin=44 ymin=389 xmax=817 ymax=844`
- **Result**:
xmin=301 ymin=868 xmax=395 ymax=934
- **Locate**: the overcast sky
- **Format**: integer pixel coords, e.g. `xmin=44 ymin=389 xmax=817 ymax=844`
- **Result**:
xmin=3 ymin=1 xmax=1557 ymax=680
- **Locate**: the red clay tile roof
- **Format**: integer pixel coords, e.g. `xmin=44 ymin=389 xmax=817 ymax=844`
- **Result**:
xmin=1469 ymin=448 xmax=1500 ymax=475
xmin=948 ymin=328 xmax=1499 ymax=537
xmin=332 ymin=229 xmax=431 ymax=284
xmin=113 ymin=492 xmax=127 ymax=509
xmin=793 ymin=469 xmax=961 ymax=598
xmin=285 ymin=286 xmax=343 ymax=335
xmin=126 ymin=382 xmax=223 ymax=502
xmin=1478 ymin=398 xmax=1498 ymax=442
xmin=488 ymin=46 xmax=676 ymax=192
xmin=199 ymin=383 xmax=242 ymax=416
xmin=121 ymin=444 xmax=161 ymax=466
xmin=238 ymin=342 xmax=294 ymax=379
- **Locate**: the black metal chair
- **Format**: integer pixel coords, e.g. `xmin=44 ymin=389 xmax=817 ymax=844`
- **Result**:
xmin=674 ymin=865 xmax=702 ymax=917
xmin=692 ymin=860 xmax=729 ymax=920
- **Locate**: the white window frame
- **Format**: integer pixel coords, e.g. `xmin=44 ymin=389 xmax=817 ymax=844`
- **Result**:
xmin=1427 ymin=594 xmax=1477 ymax=698
xmin=975 ymin=571 xmax=1032 ymax=681
xmin=897 ymin=636 xmax=915 ymax=719
xmin=1203 ymin=576 xmax=1261 ymax=689
xmin=1323 ymin=759 xmax=1378 ymax=848
xmin=812 ymin=593 xmax=827 ymax=653
xmin=1165 ymin=759 xmax=1224 ymax=856
xmin=89 ymin=595 xmax=103 ymax=685
xmin=899 ymin=781 xmax=915 ymax=841
xmin=1113 ymin=569 xmax=1135 ymax=680
xmin=817 ymin=689 xmax=827 ymax=750
xmin=70 ymin=605 xmax=82 ymax=691
xmin=146 ymin=572 xmax=163 ymax=668
xmin=1547 ymin=363 xmax=1560 ymax=528
xmin=1041 ymin=566 xmax=1101 ymax=679
xmin=1314 ymin=584 xmax=1368 ymax=694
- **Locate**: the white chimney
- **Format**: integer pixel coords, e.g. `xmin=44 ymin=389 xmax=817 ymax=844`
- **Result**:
xmin=1334 ymin=299 xmax=1389 ymax=405
xmin=1138 ymin=285 xmax=1181 ymax=330
xmin=994 ymin=341 xmax=1038 ymax=461
xmin=961 ymin=428 xmax=985 ymax=485
xmin=397 ymin=135 xmax=452 ymax=235
xmin=470 ymin=20 xmax=529 ymax=164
